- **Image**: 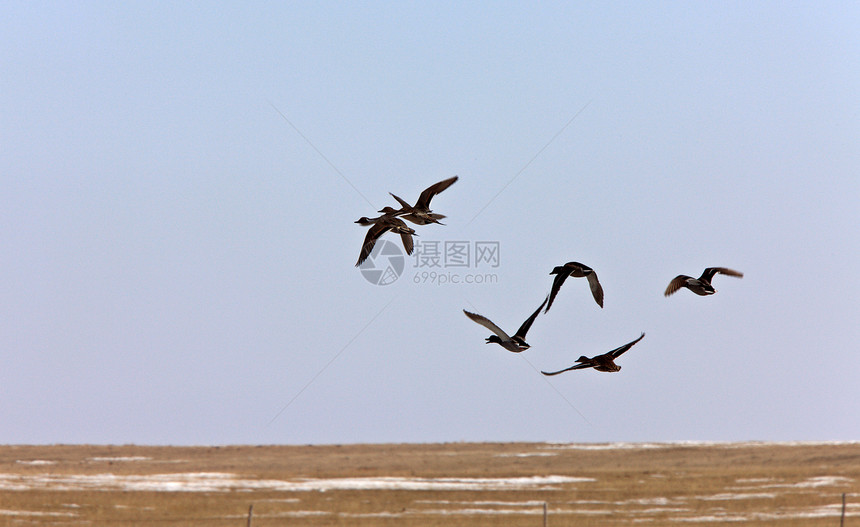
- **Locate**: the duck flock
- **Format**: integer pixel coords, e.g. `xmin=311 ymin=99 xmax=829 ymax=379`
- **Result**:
xmin=356 ymin=176 xmax=742 ymax=376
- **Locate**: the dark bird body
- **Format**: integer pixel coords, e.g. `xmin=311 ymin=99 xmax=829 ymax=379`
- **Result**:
xmin=463 ymin=296 xmax=548 ymax=352
xmin=384 ymin=176 xmax=458 ymax=225
xmin=546 ymin=261 xmax=604 ymax=311
xmin=354 ymin=214 xmax=416 ymax=266
xmin=664 ymin=267 xmax=743 ymax=297
xmin=541 ymin=333 xmax=645 ymax=375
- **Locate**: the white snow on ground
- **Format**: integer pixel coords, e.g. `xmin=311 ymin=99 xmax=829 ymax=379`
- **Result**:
xmin=739 ymin=476 xmax=854 ymax=489
xmin=88 ymin=456 xmax=152 ymax=462
xmin=416 ymin=500 xmax=546 ymax=506
xmin=670 ymin=507 xmax=860 ymax=522
xmin=284 ymin=475 xmax=594 ymax=492
xmin=622 ymin=497 xmax=682 ymax=506
xmin=495 ymin=452 xmax=557 ymax=458
xmin=414 ymin=508 xmax=547 ymax=516
xmin=783 ymin=476 xmax=853 ymax=488
xmin=543 ymin=442 xmax=671 ymax=451
xmin=696 ymin=492 xmax=777 ymax=501
xmin=0 ymin=473 xmax=593 ymax=492
xmin=15 ymin=460 xmax=56 ymax=465
xmin=0 ymin=510 xmax=75 ymax=517
xmin=270 ymin=509 xmax=545 ymax=518
xmin=265 ymin=503 xmax=857 ymax=521
xmin=542 ymin=440 xmax=860 ymax=451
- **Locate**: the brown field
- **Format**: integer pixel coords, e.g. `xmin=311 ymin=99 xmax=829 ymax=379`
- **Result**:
xmin=0 ymin=442 xmax=858 ymax=526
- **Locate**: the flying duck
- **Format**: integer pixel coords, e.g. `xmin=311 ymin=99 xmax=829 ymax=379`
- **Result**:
xmin=355 ymin=214 xmax=416 ymax=266
xmin=463 ymin=296 xmax=548 ymax=352
xmin=664 ymin=267 xmax=743 ymax=297
xmin=541 ymin=333 xmax=645 ymax=375
xmin=384 ymin=175 xmax=458 ymax=225
xmin=546 ymin=261 xmax=604 ymax=312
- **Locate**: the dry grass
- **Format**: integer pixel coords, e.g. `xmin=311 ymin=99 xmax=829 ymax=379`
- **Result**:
xmin=0 ymin=442 xmax=858 ymax=526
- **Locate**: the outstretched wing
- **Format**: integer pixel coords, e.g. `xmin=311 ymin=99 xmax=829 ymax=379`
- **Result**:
xmin=541 ymin=362 xmax=593 ymax=376
xmin=416 ymin=175 xmax=458 ymax=209
xmin=388 ymin=193 xmax=413 ymax=210
xmin=664 ymin=275 xmax=690 ymax=296
xmin=701 ymin=267 xmax=743 ymax=281
xmin=514 ymin=296 xmax=549 ymax=340
xmin=586 ymin=271 xmax=604 ymax=308
xmin=609 ymin=332 xmax=646 ymax=359
xmin=355 ymin=223 xmax=389 ymax=266
xmin=399 ymin=229 xmax=414 ymax=255
xmin=545 ymin=268 xmax=570 ymax=313
xmin=463 ymin=310 xmax=511 ymax=341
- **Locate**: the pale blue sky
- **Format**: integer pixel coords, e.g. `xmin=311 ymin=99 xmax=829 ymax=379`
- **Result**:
xmin=2 ymin=2 xmax=858 ymax=444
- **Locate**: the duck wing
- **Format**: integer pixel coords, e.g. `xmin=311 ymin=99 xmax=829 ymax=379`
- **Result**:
xmin=463 ymin=310 xmax=512 ymax=342
xmin=415 ymin=175 xmax=458 ymax=209
xmin=399 ymin=229 xmax=414 ymax=255
xmin=514 ymin=296 xmax=548 ymax=340
xmin=355 ymin=222 xmax=390 ymax=266
xmin=541 ymin=361 xmax=594 ymax=376
xmin=586 ymin=270 xmax=604 ymax=308
xmin=664 ymin=275 xmax=691 ymax=296
xmin=388 ymin=193 xmax=413 ymax=211
xmin=701 ymin=267 xmax=743 ymax=282
xmin=609 ymin=332 xmax=645 ymax=359
xmin=545 ymin=268 xmax=571 ymax=313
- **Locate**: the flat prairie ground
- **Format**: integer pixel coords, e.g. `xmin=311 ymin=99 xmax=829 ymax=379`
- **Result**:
xmin=0 ymin=442 xmax=858 ymax=526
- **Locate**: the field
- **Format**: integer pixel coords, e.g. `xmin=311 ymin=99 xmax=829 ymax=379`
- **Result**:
xmin=0 ymin=442 xmax=858 ymax=526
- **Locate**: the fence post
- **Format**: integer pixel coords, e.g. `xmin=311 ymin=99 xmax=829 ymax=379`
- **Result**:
xmin=543 ymin=501 xmax=548 ymax=527
xmin=841 ymin=493 xmax=846 ymax=527
xmin=247 ymin=504 xmax=254 ymax=527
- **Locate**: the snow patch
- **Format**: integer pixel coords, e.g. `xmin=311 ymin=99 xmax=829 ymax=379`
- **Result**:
xmin=0 ymin=473 xmax=593 ymax=492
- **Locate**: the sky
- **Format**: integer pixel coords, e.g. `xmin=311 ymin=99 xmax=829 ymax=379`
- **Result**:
xmin=1 ymin=2 xmax=858 ymax=445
